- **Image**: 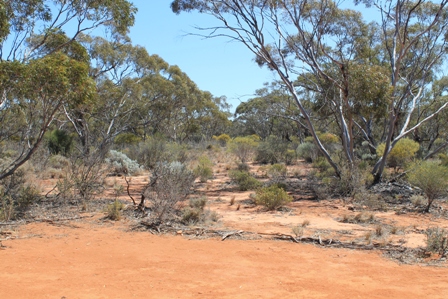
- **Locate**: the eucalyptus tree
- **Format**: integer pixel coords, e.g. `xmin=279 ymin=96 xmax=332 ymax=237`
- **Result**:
xmin=362 ymin=0 xmax=448 ymax=183
xmin=0 ymin=0 xmax=136 ymax=175
xmin=0 ymin=0 xmax=136 ymax=179
xmin=234 ymin=82 xmax=302 ymax=139
xmin=171 ymin=0 xmax=448 ymax=183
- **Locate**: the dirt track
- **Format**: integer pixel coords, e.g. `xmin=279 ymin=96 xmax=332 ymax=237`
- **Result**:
xmin=1 ymin=222 xmax=448 ymax=299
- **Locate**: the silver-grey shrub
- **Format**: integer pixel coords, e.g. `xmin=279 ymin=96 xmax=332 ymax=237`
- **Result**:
xmin=145 ymin=161 xmax=196 ymax=222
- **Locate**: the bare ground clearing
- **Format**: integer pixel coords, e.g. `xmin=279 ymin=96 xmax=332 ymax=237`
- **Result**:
xmin=2 ymin=161 xmax=448 ymax=298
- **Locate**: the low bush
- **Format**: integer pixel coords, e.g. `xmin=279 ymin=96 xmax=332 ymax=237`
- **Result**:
xmin=267 ymin=163 xmax=287 ymax=186
xmin=228 ymin=136 xmax=259 ymax=163
xmin=0 ymin=169 xmax=41 ymax=221
xmin=407 ymin=160 xmax=448 ymax=212
xmin=146 ymin=161 xmax=196 ymax=222
xmin=228 ymin=170 xmax=261 ymax=191
xmin=181 ymin=197 xmax=217 ymax=225
xmin=212 ymin=134 xmax=231 ymax=146
xmin=297 ymin=142 xmax=317 ymax=162
xmin=377 ymin=138 xmax=420 ymax=170
xmin=425 ymin=227 xmax=448 ymax=257
xmin=127 ymin=138 xmax=188 ymax=170
xmin=106 ymin=150 xmax=142 ymax=175
xmin=194 ymin=155 xmax=214 ymax=182
xmin=106 ymin=199 xmax=124 ymax=221
xmin=255 ymin=185 xmax=292 ymax=210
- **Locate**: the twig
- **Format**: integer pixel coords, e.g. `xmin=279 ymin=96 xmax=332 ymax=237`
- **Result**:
xmin=123 ymin=174 xmax=137 ymax=205
xmin=221 ymin=230 xmax=243 ymax=241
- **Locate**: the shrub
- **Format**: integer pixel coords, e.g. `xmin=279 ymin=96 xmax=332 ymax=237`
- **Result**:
xmin=255 ymin=185 xmax=292 ymax=210
xmin=46 ymin=129 xmax=73 ymax=156
xmin=236 ymin=162 xmax=250 ymax=172
xmin=228 ymin=136 xmax=259 ymax=163
xmin=407 ymin=160 xmax=448 ymax=212
xmin=377 ymin=138 xmax=420 ymax=170
xmin=146 ymin=161 xmax=196 ymax=221
xmin=47 ymin=154 xmax=70 ymax=169
xmin=267 ymin=163 xmax=287 ymax=185
xmin=228 ymin=170 xmax=261 ymax=191
xmin=181 ymin=197 xmax=211 ymax=224
xmin=212 ymin=134 xmax=231 ymax=146
xmin=106 ymin=200 xmax=124 ymax=221
xmin=255 ymin=136 xmax=289 ymax=164
xmin=297 ymin=142 xmax=317 ymax=162
xmin=106 ymin=150 xmax=142 ymax=175
xmin=194 ymin=155 xmax=214 ymax=182
xmin=114 ymin=133 xmax=142 ymax=147
xmin=128 ymin=138 xmax=188 ymax=170
xmin=425 ymin=227 xmax=448 ymax=257
xmin=59 ymin=151 xmax=109 ymax=203
xmin=0 ymin=169 xmax=41 ymax=221
xmin=284 ymin=149 xmax=297 ymax=165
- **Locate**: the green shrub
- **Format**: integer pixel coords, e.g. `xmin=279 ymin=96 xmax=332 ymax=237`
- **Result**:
xmin=106 ymin=199 xmax=124 ymax=221
xmin=255 ymin=136 xmax=289 ymax=164
xmin=46 ymin=129 xmax=73 ymax=156
xmin=267 ymin=163 xmax=287 ymax=185
xmin=228 ymin=170 xmax=261 ymax=191
xmin=0 ymin=169 xmax=40 ymax=221
xmin=212 ymin=134 xmax=231 ymax=146
xmin=181 ymin=197 xmax=209 ymax=224
xmin=194 ymin=155 xmax=214 ymax=182
xmin=128 ymin=138 xmax=188 ymax=170
xmin=297 ymin=142 xmax=317 ymax=162
xmin=425 ymin=227 xmax=448 ymax=257
xmin=377 ymin=138 xmax=420 ymax=170
xmin=407 ymin=160 xmax=448 ymax=212
xmin=236 ymin=163 xmax=250 ymax=172
xmin=147 ymin=161 xmax=196 ymax=221
xmin=47 ymin=154 xmax=70 ymax=169
xmin=114 ymin=133 xmax=142 ymax=146
xmin=228 ymin=136 xmax=259 ymax=163
xmin=284 ymin=149 xmax=297 ymax=165
xmin=255 ymin=185 xmax=292 ymax=210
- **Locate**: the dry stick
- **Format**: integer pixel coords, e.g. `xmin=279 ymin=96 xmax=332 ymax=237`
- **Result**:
xmin=45 ymin=184 xmax=60 ymax=198
xmin=221 ymin=230 xmax=243 ymax=241
xmin=123 ymin=174 xmax=137 ymax=205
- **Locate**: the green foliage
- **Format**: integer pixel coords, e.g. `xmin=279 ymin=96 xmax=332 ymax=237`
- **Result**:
xmin=181 ymin=197 xmax=208 ymax=224
xmin=106 ymin=150 xmax=141 ymax=175
xmin=114 ymin=133 xmax=142 ymax=146
xmin=128 ymin=138 xmax=188 ymax=170
xmin=228 ymin=170 xmax=261 ymax=191
xmin=318 ymin=132 xmax=340 ymax=144
xmin=212 ymin=134 xmax=231 ymax=146
xmin=194 ymin=155 xmax=213 ymax=182
xmin=407 ymin=160 xmax=448 ymax=212
xmin=255 ymin=185 xmax=292 ymax=210
xmin=377 ymin=138 xmax=420 ymax=169
xmin=106 ymin=200 xmax=124 ymax=221
xmin=255 ymin=136 xmax=293 ymax=164
xmin=284 ymin=149 xmax=297 ymax=166
xmin=267 ymin=163 xmax=287 ymax=185
xmin=47 ymin=154 xmax=70 ymax=169
xmin=228 ymin=136 xmax=259 ymax=163
xmin=297 ymin=142 xmax=317 ymax=162
xmin=425 ymin=227 xmax=448 ymax=257
xmin=0 ymin=169 xmax=40 ymax=221
xmin=148 ymin=161 xmax=196 ymax=221
xmin=46 ymin=129 xmax=73 ymax=156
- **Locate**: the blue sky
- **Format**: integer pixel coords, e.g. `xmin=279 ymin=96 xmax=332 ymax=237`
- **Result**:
xmin=128 ymin=1 xmax=276 ymax=111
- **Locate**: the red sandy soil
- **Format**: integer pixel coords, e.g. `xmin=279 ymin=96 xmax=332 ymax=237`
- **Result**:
xmin=2 ymin=160 xmax=448 ymax=298
xmin=2 ymin=222 xmax=448 ymax=299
